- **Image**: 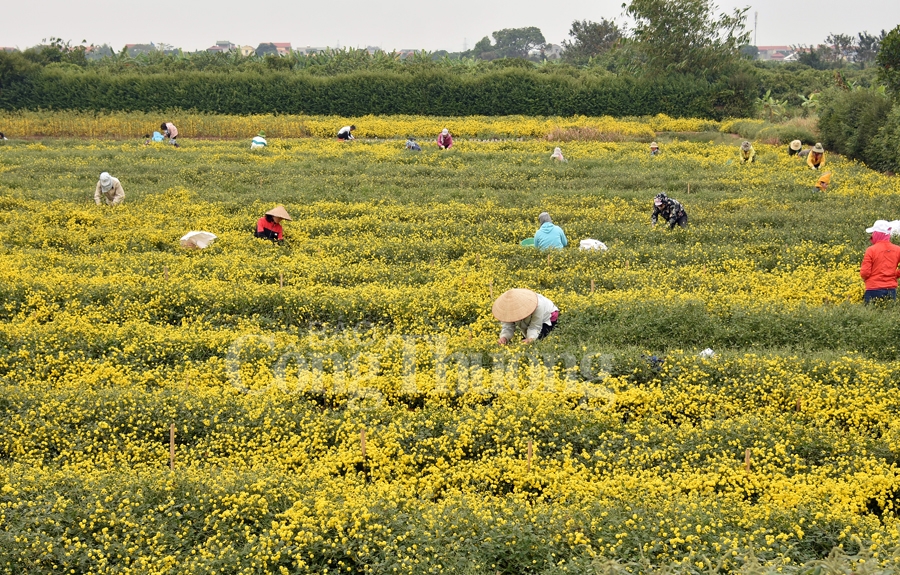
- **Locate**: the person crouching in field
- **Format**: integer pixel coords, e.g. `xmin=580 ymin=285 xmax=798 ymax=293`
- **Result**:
xmin=437 ymin=128 xmax=453 ymax=149
xmin=651 ymin=193 xmax=688 ymax=229
xmin=788 ymin=140 xmax=802 ymax=156
xmin=739 ymin=141 xmax=755 ymax=164
xmin=808 ymin=143 xmax=826 ymax=170
xmin=255 ymin=205 xmax=292 ymax=243
xmin=534 ymin=212 xmax=568 ymax=250
xmin=814 ymin=172 xmax=832 ymax=192
xmin=251 ymin=131 xmax=267 ymax=150
xmin=95 ymin=172 xmax=124 ymax=206
xmin=493 ymin=288 xmax=560 ymax=345
xmin=860 ymin=220 xmax=900 ymax=305
xmin=337 ymin=125 xmax=355 ymax=141
xmin=550 ymin=147 xmax=567 ymax=162
xmin=649 ymin=142 xmax=660 ymax=156
xmin=161 ymin=122 xmax=179 ymax=147
xmin=405 ymin=138 xmax=421 ymax=151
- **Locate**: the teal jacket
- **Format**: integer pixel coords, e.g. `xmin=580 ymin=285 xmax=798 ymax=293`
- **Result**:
xmin=534 ymin=222 xmax=568 ymax=250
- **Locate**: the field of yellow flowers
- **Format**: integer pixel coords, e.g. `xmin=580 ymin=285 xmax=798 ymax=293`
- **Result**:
xmin=2 ymin=127 xmax=900 ymax=574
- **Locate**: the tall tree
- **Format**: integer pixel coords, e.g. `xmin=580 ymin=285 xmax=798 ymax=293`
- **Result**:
xmin=562 ymin=19 xmax=621 ymax=64
xmin=855 ymin=31 xmax=884 ymax=66
xmin=491 ymin=27 xmax=546 ymax=59
xmin=623 ymin=0 xmax=750 ymax=78
xmin=876 ymin=26 xmax=900 ymax=98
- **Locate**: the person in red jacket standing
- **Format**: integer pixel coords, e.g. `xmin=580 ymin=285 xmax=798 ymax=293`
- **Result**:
xmin=860 ymin=220 xmax=900 ymax=304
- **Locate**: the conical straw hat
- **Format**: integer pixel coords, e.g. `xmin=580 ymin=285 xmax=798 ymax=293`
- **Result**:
xmin=492 ymin=289 xmax=538 ymax=322
xmin=265 ymin=205 xmax=292 ymax=220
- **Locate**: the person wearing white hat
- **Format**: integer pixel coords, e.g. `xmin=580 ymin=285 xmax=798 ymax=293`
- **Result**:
xmin=255 ymin=205 xmax=292 ymax=242
xmin=437 ymin=128 xmax=453 ymax=150
xmin=94 ymin=172 xmax=124 ymax=206
xmin=739 ymin=141 xmax=755 ymax=164
xmin=788 ymin=140 xmax=802 ymax=157
xmin=493 ymin=288 xmax=559 ymax=345
xmin=550 ymin=147 xmax=567 ymax=162
xmin=860 ymin=220 xmax=900 ymax=304
xmin=649 ymin=142 xmax=660 ymax=156
xmin=807 ymin=143 xmax=825 ymax=170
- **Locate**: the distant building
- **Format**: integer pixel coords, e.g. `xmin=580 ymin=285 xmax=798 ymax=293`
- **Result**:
xmin=207 ymin=40 xmax=236 ymax=53
xmin=364 ymin=46 xmax=381 ymax=55
xmin=756 ymin=46 xmax=794 ymax=61
xmin=240 ymin=45 xmax=255 ymax=57
xmin=273 ymin=42 xmax=292 ymax=55
xmin=293 ymin=46 xmax=329 ymax=55
xmin=0 ymin=47 xmax=18 ymax=53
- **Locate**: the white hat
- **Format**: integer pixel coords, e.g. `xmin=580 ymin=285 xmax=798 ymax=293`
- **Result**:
xmin=866 ymin=220 xmax=892 ymax=234
xmin=813 ymin=143 xmax=824 ymax=153
xmin=441 ymin=128 xmax=449 ymax=136
xmin=790 ymin=140 xmax=802 ymax=151
xmin=265 ymin=205 xmax=292 ymax=220
xmin=650 ymin=142 xmax=658 ymax=148
xmin=492 ymin=289 xmax=538 ymax=323
xmin=740 ymin=141 xmax=751 ymax=151
xmin=99 ymin=172 xmax=111 ymax=186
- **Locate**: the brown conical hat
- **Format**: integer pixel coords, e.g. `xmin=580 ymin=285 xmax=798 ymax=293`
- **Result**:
xmin=265 ymin=205 xmax=292 ymax=220
xmin=492 ymin=289 xmax=538 ymax=322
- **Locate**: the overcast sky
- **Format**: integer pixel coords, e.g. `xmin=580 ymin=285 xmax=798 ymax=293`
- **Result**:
xmin=4 ymin=0 xmax=898 ymax=53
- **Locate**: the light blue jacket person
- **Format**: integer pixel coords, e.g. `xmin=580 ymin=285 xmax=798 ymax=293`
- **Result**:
xmin=533 ymin=212 xmax=568 ymax=250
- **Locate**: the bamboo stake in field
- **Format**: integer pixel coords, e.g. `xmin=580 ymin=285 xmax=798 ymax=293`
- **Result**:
xmin=169 ymin=423 xmax=176 ymax=471
xmin=744 ymin=448 xmax=751 ymax=472
xmin=527 ymin=439 xmax=533 ymax=472
xmin=279 ymin=271 xmax=284 ymax=289
xmin=164 ymin=266 xmax=169 ymax=281
xmin=591 ymin=279 xmax=595 ymax=294
xmin=489 ymin=280 xmax=494 ymax=299
xmin=360 ymin=428 xmax=367 ymax=459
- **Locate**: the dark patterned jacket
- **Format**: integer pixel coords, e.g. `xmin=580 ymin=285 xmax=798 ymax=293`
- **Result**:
xmin=651 ymin=198 xmax=687 ymax=228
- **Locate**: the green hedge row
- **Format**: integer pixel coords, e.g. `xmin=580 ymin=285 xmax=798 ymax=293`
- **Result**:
xmin=0 ymin=67 xmax=753 ymax=118
xmin=818 ymin=87 xmax=900 ymax=172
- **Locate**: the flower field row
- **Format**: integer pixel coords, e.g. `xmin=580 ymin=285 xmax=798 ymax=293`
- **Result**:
xmin=0 ymin=111 xmax=728 ymax=140
xmin=1 ymin=135 xmax=900 ymax=573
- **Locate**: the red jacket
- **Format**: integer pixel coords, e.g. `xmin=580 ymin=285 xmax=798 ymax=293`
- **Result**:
xmin=256 ymin=216 xmax=284 ymax=240
xmin=860 ymin=239 xmax=900 ymax=290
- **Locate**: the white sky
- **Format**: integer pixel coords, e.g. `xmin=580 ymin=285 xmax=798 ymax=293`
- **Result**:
xmin=3 ymin=0 xmax=898 ymax=53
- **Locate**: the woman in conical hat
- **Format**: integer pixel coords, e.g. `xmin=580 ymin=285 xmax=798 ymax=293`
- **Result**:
xmin=255 ymin=205 xmax=292 ymax=242
xmin=493 ymin=288 xmax=560 ymax=345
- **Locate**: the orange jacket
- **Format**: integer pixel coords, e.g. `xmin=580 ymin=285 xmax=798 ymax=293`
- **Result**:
xmin=860 ymin=239 xmax=900 ymax=290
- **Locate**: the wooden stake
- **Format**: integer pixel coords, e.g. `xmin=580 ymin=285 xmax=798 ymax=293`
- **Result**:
xmin=360 ymin=428 xmax=367 ymax=459
xmin=489 ymin=280 xmax=494 ymax=299
xmin=744 ymin=448 xmax=751 ymax=472
xmin=687 ymin=183 xmax=691 ymax=194
xmin=547 ymin=254 xmax=551 ymax=267
xmin=279 ymin=271 xmax=284 ymax=289
xmin=476 ymin=254 xmax=481 ymax=267
xmin=625 ymin=260 xmax=630 ymax=270
xmin=169 ymin=423 xmax=176 ymax=471
xmin=527 ymin=439 xmax=533 ymax=472
xmin=590 ymin=279 xmax=595 ymax=294
xmin=795 ymin=398 xmax=802 ymax=412
xmin=164 ymin=266 xmax=169 ymax=281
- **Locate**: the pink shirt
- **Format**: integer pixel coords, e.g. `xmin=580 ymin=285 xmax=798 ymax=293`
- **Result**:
xmin=164 ymin=123 xmax=178 ymax=138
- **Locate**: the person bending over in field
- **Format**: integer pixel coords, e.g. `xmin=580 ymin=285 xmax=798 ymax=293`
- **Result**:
xmin=807 ymin=143 xmax=826 ymax=170
xmin=651 ymin=193 xmax=688 ymax=229
xmin=251 ymin=131 xmax=268 ymax=150
xmin=161 ymin=122 xmax=179 ymax=147
xmin=0 ymin=132 xmax=7 ymax=141
xmin=788 ymin=140 xmax=802 ymax=156
xmin=814 ymin=172 xmax=832 ymax=192
xmin=255 ymin=205 xmax=292 ymax=243
xmin=337 ymin=125 xmax=355 ymax=141
xmin=860 ymin=220 xmax=900 ymax=305
xmin=550 ymin=147 xmax=567 ymax=162
xmin=405 ymin=137 xmax=421 ymax=151
xmin=437 ymin=128 xmax=453 ymax=150
xmin=493 ymin=288 xmax=560 ymax=346
xmin=95 ymin=172 xmax=124 ymax=206
xmin=534 ymin=212 xmax=568 ymax=250
xmin=649 ymin=142 xmax=660 ymax=156
xmin=739 ymin=141 xmax=755 ymax=164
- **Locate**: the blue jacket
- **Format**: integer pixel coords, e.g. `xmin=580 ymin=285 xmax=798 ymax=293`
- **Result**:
xmin=534 ymin=222 xmax=568 ymax=250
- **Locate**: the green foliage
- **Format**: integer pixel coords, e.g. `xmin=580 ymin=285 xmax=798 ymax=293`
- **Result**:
xmin=876 ymin=25 xmax=900 ymax=98
xmin=0 ymin=67 xmax=753 ymax=118
xmin=623 ymin=0 xmax=750 ymax=79
xmin=818 ymin=87 xmax=893 ymax=164
xmin=561 ymin=19 xmax=622 ymax=65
